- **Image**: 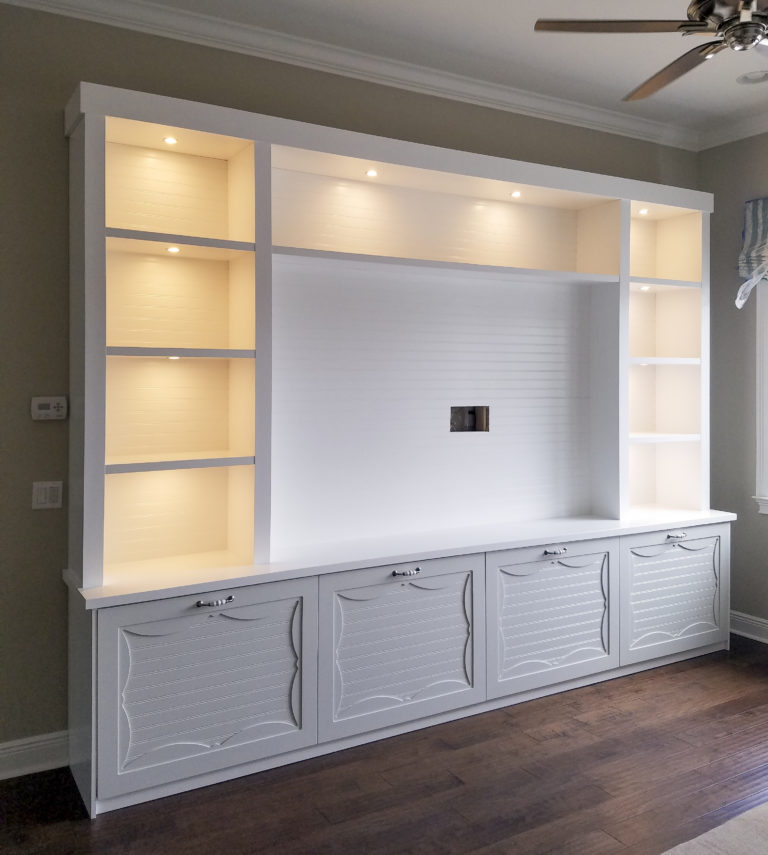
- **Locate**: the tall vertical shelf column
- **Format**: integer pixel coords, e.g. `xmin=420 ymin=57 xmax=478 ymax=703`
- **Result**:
xmin=73 ymin=115 xmax=273 ymax=591
xmin=626 ymin=203 xmax=708 ymax=512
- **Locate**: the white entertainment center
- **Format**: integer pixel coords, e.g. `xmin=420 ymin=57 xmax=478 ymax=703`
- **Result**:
xmin=65 ymin=82 xmax=735 ymax=816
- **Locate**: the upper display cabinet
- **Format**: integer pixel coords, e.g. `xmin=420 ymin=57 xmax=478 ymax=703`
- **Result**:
xmin=66 ymin=84 xmax=715 ymax=594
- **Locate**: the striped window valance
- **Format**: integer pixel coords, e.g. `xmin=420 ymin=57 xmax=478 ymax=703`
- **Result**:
xmin=736 ymin=197 xmax=768 ymax=308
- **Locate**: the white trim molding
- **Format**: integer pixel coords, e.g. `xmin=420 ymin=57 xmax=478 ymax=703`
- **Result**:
xmin=731 ymin=610 xmax=768 ymax=644
xmin=0 ymin=0 xmax=720 ymax=152
xmin=0 ymin=731 xmax=68 ymax=781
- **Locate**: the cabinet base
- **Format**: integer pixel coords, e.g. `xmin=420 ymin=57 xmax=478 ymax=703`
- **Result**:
xmin=82 ymin=639 xmax=727 ymax=816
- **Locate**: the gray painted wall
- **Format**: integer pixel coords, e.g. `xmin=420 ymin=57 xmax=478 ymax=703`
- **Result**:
xmin=701 ymin=137 xmax=768 ymax=619
xmin=0 ymin=2 xmax=753 ymax=746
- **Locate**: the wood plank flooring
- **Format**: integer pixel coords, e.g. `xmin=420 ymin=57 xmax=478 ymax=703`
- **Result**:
xmin=4 ymin=636 xmax=768 ymax=855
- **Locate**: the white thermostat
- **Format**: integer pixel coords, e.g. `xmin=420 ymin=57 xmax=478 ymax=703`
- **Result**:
xmin=31 ymin=396 xmax=68 ymax=421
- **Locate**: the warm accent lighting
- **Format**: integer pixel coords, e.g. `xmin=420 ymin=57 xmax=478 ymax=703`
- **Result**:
xmin=511 ymin=191 xmax=522 ymax=198
xmin=365 ymin=169 xmax=378 ymax=177
xmin=168 ymin=356 xmax=180 ymax=360
xmin=639 ymin=208 xmax=649 ymax=216
xmin=640 ymin=285 xmax=651 ymax=292
xmin=164 ymin=136 xmax=178 ymax=145
xmin=167 ymin=246 xmax=180 ymax=254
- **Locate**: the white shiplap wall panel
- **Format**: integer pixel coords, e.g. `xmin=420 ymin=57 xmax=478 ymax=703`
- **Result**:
xmin=106 ymin=143 xmax=230 ymax=239
xmin=105 ymin=357 xmax=254 ymax=461
xmin=106 ymin=249 xmax=255 ymax=350
xmin=103 ymin=466 xmax=253 ymax=565
xmin=272 ymin=170 xmax=579 ymax=271
xmin=271 ymin=254 xmax=594 ymax=556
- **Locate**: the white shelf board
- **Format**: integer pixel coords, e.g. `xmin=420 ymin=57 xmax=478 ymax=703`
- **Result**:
xmin=629 ymin=357 xmax=701 ymax=366
xmin=106 ymin=347 xmax=256 ymax=359
xmin=106 ymin=235 xmax=254 ymax=261
xmin=629 ymin=276 xmax=701 ymax=290
xmin=105 ymin=455 xmax=256 ymax=474
xmin=272 ymin=245 xmax=621 ymax=286
xmin=629 ymin=433 xmax=701 ymax=443
xmin=105 ymin=227 xmax=256 ymax=254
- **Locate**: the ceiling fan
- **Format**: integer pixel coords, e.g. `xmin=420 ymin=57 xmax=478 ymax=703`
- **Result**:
xmin=535 ymin=1 xmax=768 ymax=100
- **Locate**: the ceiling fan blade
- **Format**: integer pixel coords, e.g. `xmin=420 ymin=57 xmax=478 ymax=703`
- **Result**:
xmin=534 ymin=19 xmax=714 ymax=34
xmin=623 ymin=41 xmax=727 ymax=101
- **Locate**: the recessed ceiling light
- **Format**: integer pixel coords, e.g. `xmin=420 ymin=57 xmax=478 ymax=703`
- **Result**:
xmin=164 ymin=136 xmax=178 ymax=145
xmin=737 ymin=70 xmax=768 ymax=85
xmin=366 ymin=169 xmax=378 ymax=177
xmin=168 ymin=355 xmax=180 ymax=360
xmin=638 ymin=208 xmax=649 ymax=216
xmin=511 ymin=190 xmax=521 ymax=198
xmin=167 ymin=246 xmax=180 ymax=253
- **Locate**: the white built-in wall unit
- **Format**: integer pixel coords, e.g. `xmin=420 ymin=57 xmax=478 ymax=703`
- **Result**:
xmin=65 ymin=83 xmax=735 ymax=816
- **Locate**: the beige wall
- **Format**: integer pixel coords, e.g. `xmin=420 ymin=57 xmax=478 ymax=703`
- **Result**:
xmin=700 ymin=136 xmax=768 ymax=619
xmin=0 ymin=2 xmax=723 ymax=744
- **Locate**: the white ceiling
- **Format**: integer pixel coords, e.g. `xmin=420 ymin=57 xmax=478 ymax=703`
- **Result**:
xmin=11 ymin=0 xmax=768 ymax=150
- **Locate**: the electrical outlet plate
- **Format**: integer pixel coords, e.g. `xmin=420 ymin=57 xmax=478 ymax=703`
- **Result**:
xmin=32 ymin=481 xmax=63 ymax=509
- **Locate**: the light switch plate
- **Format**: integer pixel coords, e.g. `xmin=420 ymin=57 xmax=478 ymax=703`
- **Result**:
xmin=32 ymin=481 xmax=63 ymax=509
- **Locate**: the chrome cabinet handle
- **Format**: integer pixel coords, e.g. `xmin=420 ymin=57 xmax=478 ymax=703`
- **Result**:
xmin=666 ymin=531 xmax=687 ymax=541
xmin=195 ymin=595 xmax=235 ymax=608
xmin=543 ymin=546 xmax=568 ymax=556
xmin=392 ymin=567 xmax=421 ymax=577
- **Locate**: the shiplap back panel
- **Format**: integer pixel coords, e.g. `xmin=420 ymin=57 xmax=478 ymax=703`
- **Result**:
xmin=629 ymin=365 xmax=701 ymax=435
xmin=629 ymin=442 xmax=702 ymax=509
xmin=271 ymin=254 xmax=594 ymax=556
xmin=104 ymin=467 xmax=253 ymax=564
xmin=272 ymin=170 xmax=581 ymax=271
xmin=105 ymin=357 xmax=254 ymax=461
xmin=106 ymin=143 xmax=230 ymax=239
xmin=626 ymin=536 xmax=719 ymax=650
xmin=656 ymin=213 xmax=702 ymax=282
xmin=106 ymin=250 xmax=255 ymax=350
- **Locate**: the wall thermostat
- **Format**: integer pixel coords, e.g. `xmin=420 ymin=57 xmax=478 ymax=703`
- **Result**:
xmin=31 ymin=396 xmax=68 ymax=421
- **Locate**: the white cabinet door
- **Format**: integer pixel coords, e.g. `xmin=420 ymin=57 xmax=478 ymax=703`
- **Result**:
xmin=486 ymin=539 xmax=619 ymax=698
xmin=318 ymin=554 xmax=485 ymax=741
xmin=620 ymin=524 xmax=730 ymax=665
xmin=97 ymin=577 xmax=318 ymax=798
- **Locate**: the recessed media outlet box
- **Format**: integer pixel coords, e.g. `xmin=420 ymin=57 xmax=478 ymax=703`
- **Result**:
xmin=450 ymin=406 xmax=489 ymax=432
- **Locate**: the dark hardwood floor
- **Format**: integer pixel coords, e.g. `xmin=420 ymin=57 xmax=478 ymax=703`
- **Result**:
xmin=4 ymin=636 xmax=768 ymax=855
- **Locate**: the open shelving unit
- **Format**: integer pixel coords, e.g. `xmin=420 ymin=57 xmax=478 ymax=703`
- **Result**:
xmin=627 ymin=202 xmax=706 ymax=513
xmin=66 ymin=83 xmax=714 ymax=593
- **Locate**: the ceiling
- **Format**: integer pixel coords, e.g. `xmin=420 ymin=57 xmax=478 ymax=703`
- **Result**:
xmin=10 ymin=0 xmax=768 ymax=150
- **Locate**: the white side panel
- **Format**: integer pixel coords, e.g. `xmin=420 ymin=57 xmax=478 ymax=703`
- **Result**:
xmin=97 ymin=577 xmax=317 ymax=798
xmin=318 ymin=554 xmax=485 ymax=741
xmin=68 ymin=588 xmax=95 ymax=815
xmin=620 ymin=524 xmax=727 ymax=665
xmin=271 ymin=254 xmax=596 ymax=557
xmin=486 ymin=539 xmax=619 ymax=698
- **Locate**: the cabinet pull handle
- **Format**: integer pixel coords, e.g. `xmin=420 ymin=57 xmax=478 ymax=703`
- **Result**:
xmin=666 ymin=531 xmax=687 ymax=541
xmin=392 ymin=567 xmax=421 ymax=577
xmin=195 ymin=595 xmax=235 ymax=608
xmin=543 ymin=547 xmax=568 ymax=556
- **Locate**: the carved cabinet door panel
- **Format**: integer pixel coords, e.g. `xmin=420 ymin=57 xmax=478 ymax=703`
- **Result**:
xmin=97 ymin=577 xmax=317 ymax=798
xmin=486 ymin=538 xmax=620 ymax=699
xmin=318 ymin=554 xmax=485 ymax=741
xmin=620 ymin=524 xmax=730 ymax=665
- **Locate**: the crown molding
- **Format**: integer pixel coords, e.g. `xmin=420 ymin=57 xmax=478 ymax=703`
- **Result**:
xmin=9 ymin=0 xmax=765 ymax=152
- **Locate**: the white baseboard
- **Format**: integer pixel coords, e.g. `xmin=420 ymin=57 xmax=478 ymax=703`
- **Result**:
xmin=0 ymin=730 xmax=68 ymax=781
xmin=731 ymin=610 xmax=768 ymax=645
